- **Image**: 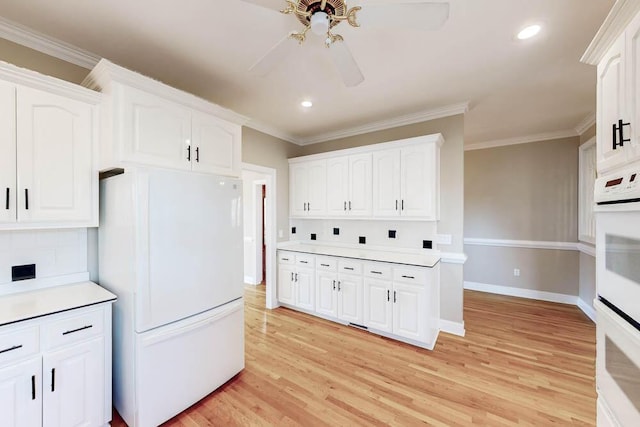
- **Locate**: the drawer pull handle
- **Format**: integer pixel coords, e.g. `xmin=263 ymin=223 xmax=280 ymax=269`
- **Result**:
xmin=371 ymin=271 xmax=382 ymax=274
xmin=344 ymin=267 xmax=354 ymax=271
xmin=333 ymin=280 xmax=336 ymax=290
xmin=62 ymin=325 xmax=93 ymax=335
xmin=0 ymin=344 xmax=22 ymax=354
xmin=300 ymin=260 xmax=308 ymax=264
xmin=387 ymin=290 xmax=390 ymax=301
xmin=195 ymin=146 xmax=200 ymax=162
xmin=321 ymin=263 xmax=330 ymax=267
xmin=51 ymin=368 xmax=55 ymax=392
xmin=31 ymin=375 xmax=36 ymax=400
xmin=394 ymin=291 xmax=397 ymax=303
xmin=282 ymin=258 xmax=289 ymax=261
xmin=5 ymin=188 xmax=8 ymax=210
xmin=187 ymin=145 xmax=191 ymax=161
xmin=401 ymin=275 xmax=415 ymax=279
xmin=25 ymin=189 xmax=29 ymax=210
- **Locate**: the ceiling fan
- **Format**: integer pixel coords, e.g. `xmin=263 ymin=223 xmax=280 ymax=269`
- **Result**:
xmin=242 ymin=0 xmax=450 ymax=87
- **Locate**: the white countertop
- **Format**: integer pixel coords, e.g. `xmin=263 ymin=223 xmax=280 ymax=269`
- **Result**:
xmin=0 ymin=281 xmax=117 ymax=327
xmin=277 ymin=241 xmax=440 ymax=268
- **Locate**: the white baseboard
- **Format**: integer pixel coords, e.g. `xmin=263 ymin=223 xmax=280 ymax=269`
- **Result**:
xmin=439 ymin=319 xmax=466 ymax=337
xmin=464 ymin=281 xmax=579 ymax=305
xmin=577 ymin=298 xmax=596 ymax=322
xmin=244 ymin=275 xmax=260 ymax=285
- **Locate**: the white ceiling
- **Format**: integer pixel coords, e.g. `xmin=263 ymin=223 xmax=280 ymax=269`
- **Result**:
xmin=0 ymin=0 xmax=614 ymax=145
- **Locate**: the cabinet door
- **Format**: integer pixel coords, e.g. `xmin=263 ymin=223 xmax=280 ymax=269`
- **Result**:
xmin=400 ymin=144 xmax=435 ymax=218
xmin=392 ymin=282 xmax=426 ymax=341
xmin=306 ymin=161 xmax=326 ymax=216
xmin=290 ymin=163 xmax=309 ymax=216
xmin=0 ymin=82 xmax=16 ymax=224
xmin=372 ymin=149 xmax=401 ymax=217
xmin=42 ymin=337 xmax=104 ymax=427
xmin=295 ymin=267 xmax=315 ymax=311
xmin=363 ymin=278 xmax=392 ymax=333
xmin=278 ymin=264 xmax=295 ymax=305
xmin=597 ymin=34 xmax=627 ymax=173
xmin=326 ymin=157 xmax=349 ymax=216
xmin=120 ymin=86 xmax=191 ymax=171
xmin=337 ymin=274 xmax=363 ymax=325
xmin=316 ymin=271 xmax=338 ymax=318
xmin=16 ymin=86 xmax=95 ymax=224
xmin=191 ymin=112 xmax=241 ymax=176
xmin=0 ymin=357 xmax=41 ymax=427
xmin=348 ymin=153 xmax=372 ymax=216
xmin=626 ymin=13 xmax=640 ymax=167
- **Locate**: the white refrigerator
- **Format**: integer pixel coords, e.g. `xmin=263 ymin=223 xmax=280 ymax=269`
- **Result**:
xmin=98 ymin=167 xmax=244 ymax=427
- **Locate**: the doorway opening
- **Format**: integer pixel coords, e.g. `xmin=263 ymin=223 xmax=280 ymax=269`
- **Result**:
xmin=241 ymin=163 xmax=277 ymax=309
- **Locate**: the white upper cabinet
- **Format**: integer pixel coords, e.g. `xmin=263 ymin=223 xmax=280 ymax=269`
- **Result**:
xmin=587 ymin=5 xmax=640 ymax=173
xmin=0 ymin=64 xmax=100 ymax=230
xmin=290 ymin=134 xmax=443 ymax=221
xmin=290 ymin=160 xmax=326 ymax=217
xmin=120 ymin=86 xmax=191 ymax=171
xmin=373 ymin=140 xmax=441 ymax=220
xmin=597 ymin=34 xmax=627 ymax=173
xmin=326 ymin=154 xmax=372 ymax=217
xmin=83 ymin=59 xmax=246 ymax=177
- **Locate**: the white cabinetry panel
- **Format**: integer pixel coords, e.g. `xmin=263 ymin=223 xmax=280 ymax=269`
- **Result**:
xmin=0 ymin=357 xmax=41 ymax=427
xmin=191 ymin=111 xmax=241 ymax=176
xmin=0 ymin=82 xmax=16 ymax=224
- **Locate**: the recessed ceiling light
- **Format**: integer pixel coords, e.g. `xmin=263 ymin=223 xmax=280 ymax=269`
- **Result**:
xmin=301 ymin=100 xmax=313 ymax=108
xmin=517 ymin=24 xmax=541 ymax=40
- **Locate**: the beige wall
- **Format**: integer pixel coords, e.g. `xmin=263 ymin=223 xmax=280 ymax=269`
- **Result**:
xmin=0 ymin=38 xmax=88 ymax=84
xmin=465 ymin=137 xmax=579 ymax=242
xmin=297 ymin=114 xmax=465 ymax=325
xmin=241 ymin=127 xmax=302 ymax=243
xmin=578 ymin=123 xmax=596 ymax=316
xmin=464 ymin=137 xmax=581 ymax=297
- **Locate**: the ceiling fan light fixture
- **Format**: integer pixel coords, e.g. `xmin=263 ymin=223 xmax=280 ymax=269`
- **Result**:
xmin=517 ymin=24 xmax=541 ymax=40
xmin=311 ymin=11 xmax=330 ymax=35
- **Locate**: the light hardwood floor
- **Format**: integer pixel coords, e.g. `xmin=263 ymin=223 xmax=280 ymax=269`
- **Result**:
xmin=113 ymin=286 xmax=596 ymax=426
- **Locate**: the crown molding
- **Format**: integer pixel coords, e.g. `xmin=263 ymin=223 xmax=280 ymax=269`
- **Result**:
xmin=0 ymin=16 xmax=100 ymax=69
xmin=575 ymin=113 xmax=596 ymax=135
xmin=244 ymin=120 xmax=298 ymax=144
xmin=294 ymin=102 xmax=469 ymax=146
xmin=464 ymin=129 xmax=578 ymax=151
xmin=0 ymin=60 xmax=100 ymax=103
xmin=581 ymin=0 xmax=640 ymax=65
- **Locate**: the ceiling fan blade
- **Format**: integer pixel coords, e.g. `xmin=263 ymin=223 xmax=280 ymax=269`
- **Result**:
xmin=329 ymin=39 xmax=364 ymax=87
xmin=357 ymin=2 xmax=449 ymax=31
xmin=249 ymin=35 xmax=299 ymax=76
xmin=238 ymin=0 xmax=288 ymax=13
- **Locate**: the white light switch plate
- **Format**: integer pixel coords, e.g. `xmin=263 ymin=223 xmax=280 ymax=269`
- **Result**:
xmin=436 ymin=234 xmax=452 ymax=245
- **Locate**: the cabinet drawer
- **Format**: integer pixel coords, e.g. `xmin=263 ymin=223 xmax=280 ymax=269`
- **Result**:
xmin=393 ymin=266 xmax=428 ymax=284
xmin=316 ymin=256 xmax=337 ymax=271
xmin=338 ymin=259 xmax=362 ymax=275
xmin=0 ymin=325 xmax=39 ymax=366
xmin=296 ymin=254 xmax=315 ymax=268
xmin=364 ymin=262 xmax=392 ymax=280
xmin=278 ymin=251 xmax=295 ymax=265
xmin=42 ymin=308 xmax=104 ymax=350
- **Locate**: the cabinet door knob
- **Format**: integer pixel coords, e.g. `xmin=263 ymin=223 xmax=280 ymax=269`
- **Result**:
xmin=195 ymin=146 xmax=200 ymax=162
xmin=24 ymin=189 xmax=29 ymax=210
xmin=187 ymin=145 xmax=191 ymax=161
xmin=333 ymin=280 xmax=336 ymax=290
xmin=51 ymin=368 xmax=55 ymax=392
xmin=349 ymin=201 xmax=351 ymax=210
xmin=344 ymin=201 xmax=347 ymax=211
xmin=393 ymin=291 xmax=397 ymax=303
xmin=387 ymin=289 xmax=390 ymax=301
xmin=31 ymin=375 xmax=36 ymax=400
xmin=338 ymin=281 xmax=341 ymax=291
xmin=5 ymin=188 xmax=8 ymax=210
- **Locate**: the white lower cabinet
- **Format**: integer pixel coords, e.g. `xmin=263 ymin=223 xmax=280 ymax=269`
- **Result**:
xmin=0 ymin=357 xmax=42 ymax=427
xmin=0 ymin=303 xmax=112 ymax=427
xmin=279 ymin=250 xmax=440 ymax=349
xmin=277 ymin=251 xmax=315 ymax=311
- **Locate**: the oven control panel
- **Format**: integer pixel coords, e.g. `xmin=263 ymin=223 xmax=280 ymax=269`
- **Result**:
xmin=595 ymin=167 xmax=640 ymax=204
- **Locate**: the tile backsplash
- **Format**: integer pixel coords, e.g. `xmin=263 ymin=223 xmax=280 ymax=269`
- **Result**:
xmin=289 ymin=219 xmax=437 ymax=250
xmin=0 ymin=229 xmax=88 ymax=285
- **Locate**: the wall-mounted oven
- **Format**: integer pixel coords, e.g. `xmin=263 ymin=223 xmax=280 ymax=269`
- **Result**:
xmin=595 ymin=165 xmax=640 ymax=426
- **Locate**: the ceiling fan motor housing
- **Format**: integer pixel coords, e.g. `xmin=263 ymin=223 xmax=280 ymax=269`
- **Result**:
xmin=295 ymin=0 xmax=347 ymax=28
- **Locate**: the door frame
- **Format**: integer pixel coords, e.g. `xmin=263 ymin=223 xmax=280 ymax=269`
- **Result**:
xmin=241 ymin=162 xmax=277 ymax=309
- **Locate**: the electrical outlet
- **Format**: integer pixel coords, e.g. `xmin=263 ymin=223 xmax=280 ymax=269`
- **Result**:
xmin=513 ymin=268 xmax=520 ymax=277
